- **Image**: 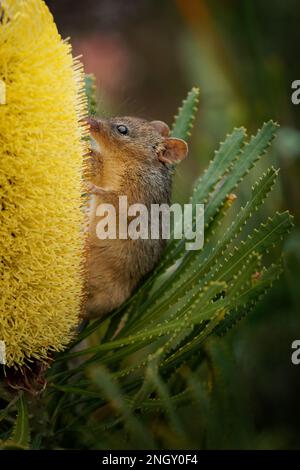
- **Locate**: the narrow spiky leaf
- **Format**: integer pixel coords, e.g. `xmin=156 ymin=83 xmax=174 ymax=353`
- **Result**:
xmin=171 ymin=87 xmax=200 ymax=141
xmin=84 ymin=74 xmax=97 ymax=116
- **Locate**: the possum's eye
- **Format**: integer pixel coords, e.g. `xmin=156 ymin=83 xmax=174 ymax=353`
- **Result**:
xmin=116 ymin=124 xmax=128 ymax=135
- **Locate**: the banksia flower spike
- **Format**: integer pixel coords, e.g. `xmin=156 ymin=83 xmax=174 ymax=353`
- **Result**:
xmin=0 ymin=0 xmax=88 ymax=368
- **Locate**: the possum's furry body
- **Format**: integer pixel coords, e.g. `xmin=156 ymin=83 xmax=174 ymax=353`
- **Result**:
xmin=84 ymin=116 xmax=188 ymax=318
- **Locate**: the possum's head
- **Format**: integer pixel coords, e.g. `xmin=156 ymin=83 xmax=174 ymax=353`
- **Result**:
xmin=88 ymin=116 xmax=188 ymax=168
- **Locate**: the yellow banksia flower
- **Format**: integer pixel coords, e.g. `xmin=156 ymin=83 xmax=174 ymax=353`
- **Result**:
xmin=0 ymin=0 xmax=88 ymax=368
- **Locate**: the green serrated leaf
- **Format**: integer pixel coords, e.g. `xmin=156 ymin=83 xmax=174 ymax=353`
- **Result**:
xmin=215 ymin=262 xmax=284 ymax=336
xmin=85 ymin=73 xmax=97 ymax=116
xmin=89 ymin=366 xmax=155 ymax=449
xmin=130 ymin=167 xmax=279 ymax=332
xmin=163 ymin=121 xmax=278 ymax=267
xmin=191 ymin=127 xmax=246 ymax=206
xmin=11 ymin=393 xmax=30 ymax=448
xmin=1 ymin=393 xmax=30 ymax=450
xmin=171 ymin=87 xmax=200 ymax=141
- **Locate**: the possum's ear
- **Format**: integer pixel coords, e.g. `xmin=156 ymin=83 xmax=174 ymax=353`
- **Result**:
xmin=151 ymin=120 xmax=170 ymax=137
xmin=159 ymin=137 xmax=188 ymax=164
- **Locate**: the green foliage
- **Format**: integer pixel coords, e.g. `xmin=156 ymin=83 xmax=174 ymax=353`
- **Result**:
xmin=171 ymin=86 xmax=200 ymax=140
xmin=0 ymin=393 xmax=29 ymax=450
xmin=84 ymin=74 xmax=97 ymax=116
xmin=0 ymin=88 xmax=293 ymax=449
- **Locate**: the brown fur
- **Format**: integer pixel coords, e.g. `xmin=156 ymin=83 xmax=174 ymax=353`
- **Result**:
xmin=84 ymin=116 xmax=187 ymax=318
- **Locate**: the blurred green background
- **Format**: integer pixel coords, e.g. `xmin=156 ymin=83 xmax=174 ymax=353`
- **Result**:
xmin=46 ymin=0 xmax=300 ymax=449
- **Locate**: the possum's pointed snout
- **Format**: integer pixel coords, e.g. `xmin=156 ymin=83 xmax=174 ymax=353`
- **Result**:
xmin=87 ymin=116 xmax=100 ymax=133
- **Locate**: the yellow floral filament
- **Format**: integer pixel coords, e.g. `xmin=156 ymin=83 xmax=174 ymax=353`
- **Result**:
xmin=0 ymin=0 xmax=88 ymax=368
